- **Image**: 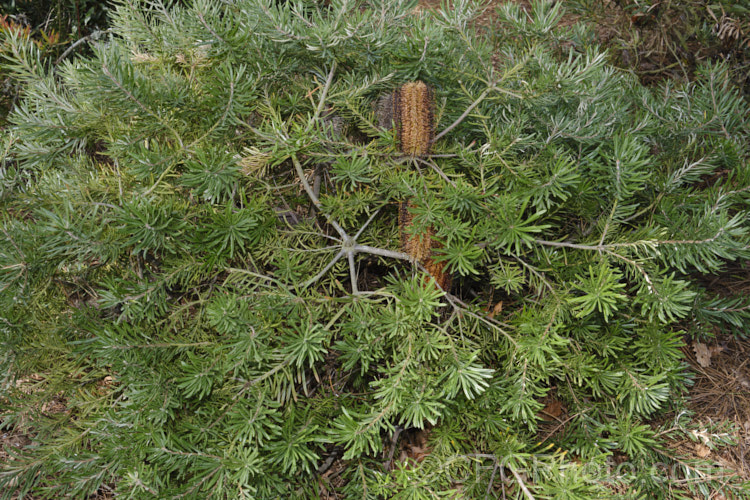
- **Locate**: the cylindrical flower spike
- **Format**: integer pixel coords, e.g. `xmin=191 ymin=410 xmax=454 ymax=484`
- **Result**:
xmin=394 ymin=81 xmax=434 ymax=157
xmin=392 ymin=81 xmax=450 ymax=290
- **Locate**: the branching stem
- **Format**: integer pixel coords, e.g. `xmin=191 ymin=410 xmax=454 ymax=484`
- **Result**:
xmin=291 ymin=154 xmax=347 ymax=238
xmin=312 ymin=62 xmax=337 ymax=126
xmin=434 ymin=84 xmax=494 ymax=142
xmin=301 ymin=249 xmax=345 ymax=289
xmin=510 ymin=465 xmax=536 ymax=500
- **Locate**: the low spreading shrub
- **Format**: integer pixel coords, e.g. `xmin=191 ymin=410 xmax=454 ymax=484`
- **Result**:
xmin=1 ymin=0 xmax=749 ymax=498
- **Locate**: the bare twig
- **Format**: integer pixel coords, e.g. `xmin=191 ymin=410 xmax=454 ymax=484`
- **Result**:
xmin=317 ymin=446 xmax=343 ymax=476
xmin=434 ymin=84 xmax=495 ymax=142
xmin=291 ymin=154 xmax=347 ymax=238
xmin=196 ymin=11 xmax=225 ymax=44
xmin=485 ymin=462 xmax=500 ymax=500
xmin=353 ymin=245 xmax=410 ymax=261
xmin=415 ymin=157 xmax=456 ymax=187
xmin=54 ymin=28 xmax=113 ymax=65
xmin=533 ymin=238 xmax=648 ymax=251
xmin=445 ymin=294 xmax=517 ymax=346
xmin=384 ymin=425 xmax=403 ymax=471
xmin=301 ymin=249 xmax=346 ymax=290
xmin=312 ymin=62 xmax=338 ymax=125
xmin=509 ymin=466 xmax=536 ymax=500
xmin=353 ymin=209 xmax=382 ymax=240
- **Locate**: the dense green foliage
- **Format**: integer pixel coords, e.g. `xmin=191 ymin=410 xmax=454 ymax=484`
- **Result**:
xmin=1 ymin=0 xmax=749 ymax=498
xmin=0 ymin=0 xmax=111 ymax=126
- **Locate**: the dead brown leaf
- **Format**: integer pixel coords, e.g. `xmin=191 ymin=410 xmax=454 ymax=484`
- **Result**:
xmin=695 ymin=443 xmax=711 ymax=458
xmin=488 ymin=301 xmax=503 ymax=319
xmin=693 ymin=342 xmax=712 ymax=368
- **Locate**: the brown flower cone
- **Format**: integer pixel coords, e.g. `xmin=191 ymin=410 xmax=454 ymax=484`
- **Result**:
xmin=399 ymin=201 xmax=452 ymax=291
xmin=394 ymin=81 xmax=434 ymax=157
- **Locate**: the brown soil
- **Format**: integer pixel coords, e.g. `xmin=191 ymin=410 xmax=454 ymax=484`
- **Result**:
xmin=682 ymin=334 xmax=750 ymax=480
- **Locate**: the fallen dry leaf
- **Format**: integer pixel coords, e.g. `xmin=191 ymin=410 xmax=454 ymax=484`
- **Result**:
xmin=734 ymin=369 xmax=750 ymax=389
xmin=488 ymin=301 xmax=503 ymax=319
xmin=539 ymin=399 xmax=564 ymax=420
xmin=693 ymin=342 xmax=712 ymax=368
xmin=695 ymin=443 xmax=711 ymax=458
